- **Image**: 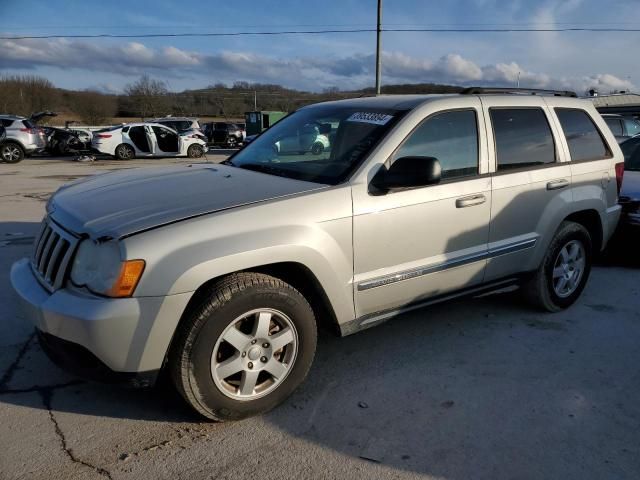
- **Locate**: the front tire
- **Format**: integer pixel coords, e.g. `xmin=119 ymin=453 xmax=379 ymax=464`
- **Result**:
xmin=170 ymin=272 xmax=317 ymax=421
xmin=1 ymin=142 xmax=25 ymax=163
xmin=311 ymin=142 xmax=324 ymax=155
xmin=114 ymin=143 xmax=135 ymax=160
xmin=523 ymin=221 xmax=592 ymax=312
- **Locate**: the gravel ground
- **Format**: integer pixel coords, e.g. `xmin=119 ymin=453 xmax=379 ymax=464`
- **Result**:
xmin=1 ymin=156 xmax=639 ymax=480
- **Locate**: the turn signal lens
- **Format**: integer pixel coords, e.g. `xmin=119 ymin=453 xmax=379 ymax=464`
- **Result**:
xmin=107 ymin=260 xmax=145 ymax=297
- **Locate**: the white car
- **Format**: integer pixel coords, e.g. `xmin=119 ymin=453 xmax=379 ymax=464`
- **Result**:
xmin=274 ymin=122 xmax=331 ymax=155
xmin=92 ymin=123 xmax=208 ymax=160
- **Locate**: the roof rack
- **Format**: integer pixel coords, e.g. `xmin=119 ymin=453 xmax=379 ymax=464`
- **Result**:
xmin=460 ymin=87 xmax=577 ymax=98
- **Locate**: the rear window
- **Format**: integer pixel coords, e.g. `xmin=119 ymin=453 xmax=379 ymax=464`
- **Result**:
xmin=490 ymin=108 xmax=556 ymax=171
xmin=22 ymin=120 xmax=36 ymax=129
xmin=555 ymin=109 xmax=610 ymax=162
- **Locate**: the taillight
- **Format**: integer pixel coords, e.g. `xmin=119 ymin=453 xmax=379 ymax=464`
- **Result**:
xmin=19 ymin=128 xmax=38 ymax=134
xmin=96 ymin=134 xmax=112 ymax=139
xmin=615 ymin=162 xmax=625 ymax=196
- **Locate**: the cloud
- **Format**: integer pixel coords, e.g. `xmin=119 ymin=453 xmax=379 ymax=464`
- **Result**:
xmin=0 ymin=36 xmax=635 ymax=94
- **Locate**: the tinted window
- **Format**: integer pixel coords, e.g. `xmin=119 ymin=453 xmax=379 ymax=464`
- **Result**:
xmin=621 ymin=137 xmax=640 ymax=171
xmin=0 ymin=119 xmax=13 ymax=127
xmin=393 ymin=110 xmax=478 ymax=180
xmin=604 ymin=117 xmax=623 ymax=136
xmin=624 ymin=118 xmax=640 ymax=136
xmin=556 ymin=109 xmax=610 ymax=162
xmin=490 ymin=108 xmax=556 ymax=170
xmin=22 ymin=120 xmax=36 ymax=129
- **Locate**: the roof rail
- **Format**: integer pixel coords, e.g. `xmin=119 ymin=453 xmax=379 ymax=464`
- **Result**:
xmin=460 ymin=87 xmax=578 ymax=98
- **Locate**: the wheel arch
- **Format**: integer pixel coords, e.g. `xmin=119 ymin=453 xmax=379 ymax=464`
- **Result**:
xmin=564 ymin=208 xmax=604 ymax=253
xmin=178 ymin=261 xmax=340 ymax=338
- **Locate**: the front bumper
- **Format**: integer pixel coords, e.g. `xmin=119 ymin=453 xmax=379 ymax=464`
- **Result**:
xmin=10 ymin=258 xmax=192 ymax=383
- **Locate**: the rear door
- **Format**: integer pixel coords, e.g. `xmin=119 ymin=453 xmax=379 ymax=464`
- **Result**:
xmin=126 ymin=125 xmax=152 ymax=154
xmin=481 ymin=96 xmax=573 ymax=281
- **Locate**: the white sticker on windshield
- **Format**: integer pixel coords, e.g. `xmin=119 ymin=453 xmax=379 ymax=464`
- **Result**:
xmin=346 ymin=112 xmax=393 ymax=125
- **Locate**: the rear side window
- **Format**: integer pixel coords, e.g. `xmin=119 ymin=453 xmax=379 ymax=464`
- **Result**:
xmin=1 ymin=119 xmax=14 ymax=127
xmin=555 ymin=109 xmax=610 ymax=162
xmin=604 ymin=117 xmax=623 ymax=136
xmin=490 ymin=108 xmax=556 ymax=171
xmin=393 ymin=109 xmax=479 ymax=181
xmin=624 ymin=118 xmax=640 ymax=137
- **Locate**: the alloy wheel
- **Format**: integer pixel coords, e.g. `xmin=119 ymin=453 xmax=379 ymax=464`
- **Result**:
xmin=211 ymin=308 xmax=298 ymax=401
xmin=552 ymin=239 xmax=586 ymax=298
xmin=2 ymin=145 xmax=21 ymax=162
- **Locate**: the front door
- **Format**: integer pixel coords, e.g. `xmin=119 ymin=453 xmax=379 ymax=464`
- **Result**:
xmin=150 ymin=126 xmax=180 ymax=155
xmin=353 ymin=103 xmax=492 ymax=318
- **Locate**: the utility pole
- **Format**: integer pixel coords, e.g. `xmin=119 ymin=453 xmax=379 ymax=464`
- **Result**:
xmin=375 ymin=0 xmax=383 ymax=95
xmin=254 ymin=90 xmax=257 ymax=110
xmin=517 ymin=71 xmax=521 ymax=88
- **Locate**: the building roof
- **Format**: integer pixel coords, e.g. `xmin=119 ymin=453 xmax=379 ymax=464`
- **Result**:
xmin=591 ymin=94 xmax=640 ymax=107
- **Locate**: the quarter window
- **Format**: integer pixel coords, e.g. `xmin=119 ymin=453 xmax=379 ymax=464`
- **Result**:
xmin=604 ymin=117 xmax=623 ymax=136
xmin=393 ymin=110 xmax=479 ymax=180
xmin=490 ymin=108 xmax=556 ymax=171
xmin=624 ymin=118 xmax=640 ymax=136
xmin=555 ymin=109 xmax=610 ymax=162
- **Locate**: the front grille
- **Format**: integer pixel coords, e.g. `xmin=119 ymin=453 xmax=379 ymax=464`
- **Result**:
xmin=31 ymin=218 xmax=79 ymax=292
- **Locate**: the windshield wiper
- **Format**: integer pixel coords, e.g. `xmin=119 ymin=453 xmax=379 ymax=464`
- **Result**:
xmin=236 ymin=163 xmax=284 ymax=176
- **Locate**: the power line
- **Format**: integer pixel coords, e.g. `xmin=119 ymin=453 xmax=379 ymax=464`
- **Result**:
xmin=3 ymin=26 xmax=640 ymax=40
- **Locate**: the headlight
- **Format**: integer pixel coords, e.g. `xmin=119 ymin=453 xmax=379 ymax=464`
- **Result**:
xmin=71 ymin=240 xmax=145 ymax=297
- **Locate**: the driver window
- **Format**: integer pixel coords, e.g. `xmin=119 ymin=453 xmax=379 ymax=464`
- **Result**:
xmin=392 ymin=110 xmax=479 ymax=180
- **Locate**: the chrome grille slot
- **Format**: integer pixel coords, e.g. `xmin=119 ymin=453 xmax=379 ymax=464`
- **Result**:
xmin=31 ymin=218 xmax=78 ymax=292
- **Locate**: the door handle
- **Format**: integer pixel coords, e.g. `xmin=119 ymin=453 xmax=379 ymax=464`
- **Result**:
xmin=546 ymin=179 xmax=570 ymax=190
xmin=456 ymin=194 xmax=486 ymax=208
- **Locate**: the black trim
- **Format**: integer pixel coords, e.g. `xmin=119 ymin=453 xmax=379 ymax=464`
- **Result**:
xmin=37 ymin=330 xmax=158 ymax=387
xmin=461 ymin=87 xmax=577 ymax=98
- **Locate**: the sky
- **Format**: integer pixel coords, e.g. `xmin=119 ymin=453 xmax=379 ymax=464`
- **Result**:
xmin=0 ymin=0 xmax=639 ymax=94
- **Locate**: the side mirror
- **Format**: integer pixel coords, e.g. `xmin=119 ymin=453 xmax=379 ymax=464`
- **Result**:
xmin=371 ymin=156 xmax=442 ymax=193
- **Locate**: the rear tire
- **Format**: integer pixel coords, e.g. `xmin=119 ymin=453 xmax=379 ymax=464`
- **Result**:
xmin=114 ymin=143 xmax=135 ymax=160
xmin=170 ymin=272 xmax=317 ymax=421
xmin=1 ymin=142 xmax=25 ymax=163
xmin=522 ymin=221 xmax=592 ymax=312
xmin=187 ymin=144 xmax=204 ymax=158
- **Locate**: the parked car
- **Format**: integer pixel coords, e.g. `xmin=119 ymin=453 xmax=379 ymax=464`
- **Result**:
xmin=11 ymin=89 xmax=623 ymax=421
xmin=618 ymin=135 xmax=640 ymax=227
xmin=91 ymin=123 xmax=208 ymax=159
xmin=149 ymin=117 xmax=202 ymax=134
xmin=602 ymin=114 xmax=640 ymax=143
xmin=0 ymin=114 xmax=47 ymax=162
xmin=274 ymin=122 xmax=331 ymax=155
xmin=202 ymin=122 xmax=244 ymax=147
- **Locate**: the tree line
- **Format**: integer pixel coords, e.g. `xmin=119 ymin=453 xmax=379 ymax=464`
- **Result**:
xmin=0 ymin=74 xmax=463 ymax=126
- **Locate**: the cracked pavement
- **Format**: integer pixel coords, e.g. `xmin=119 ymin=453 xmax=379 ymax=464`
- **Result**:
xmin=1 ymin=156 xmax=640 ymax=480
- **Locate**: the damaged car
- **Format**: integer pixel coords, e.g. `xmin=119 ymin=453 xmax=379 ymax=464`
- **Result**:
xmin=91 ymin=122 xmax=208 ymax=159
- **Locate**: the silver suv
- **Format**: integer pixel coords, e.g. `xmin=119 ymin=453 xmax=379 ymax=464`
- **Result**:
xmin=0 ymin=115 xmax=47 ymax=162
xmin=11 ymin=88 xmax=623 ymax=420
xmin=149 ymin=116 xmax=201 ymax=134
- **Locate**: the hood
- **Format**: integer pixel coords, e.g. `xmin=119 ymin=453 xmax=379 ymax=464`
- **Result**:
xmin=620 ymin=170 xmax=640 ymax=201
xmin=48 ymin=164 xmax=325 ymax=239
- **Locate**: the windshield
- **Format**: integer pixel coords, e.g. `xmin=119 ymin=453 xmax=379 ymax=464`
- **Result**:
xmin=227 ymin=105 xmax=406 ymax=184
xmin=621 ymin=137 xmax=640 ymax=171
